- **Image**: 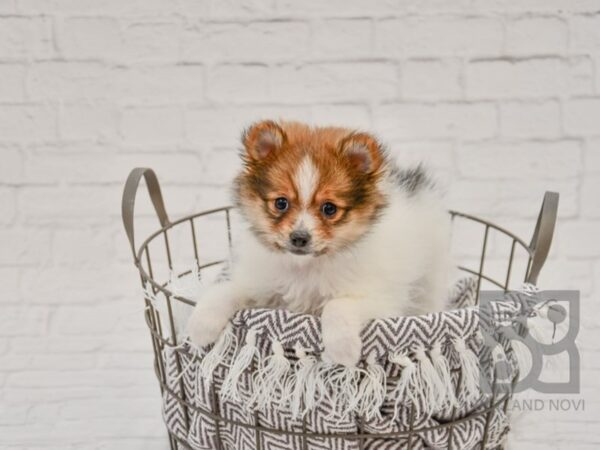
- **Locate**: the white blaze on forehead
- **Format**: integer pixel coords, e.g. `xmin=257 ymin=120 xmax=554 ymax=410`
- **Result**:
xmin=295 ymin=209 xmax=315 ymax=231
xmin=295 ymin=156 xmax=318 ymax=205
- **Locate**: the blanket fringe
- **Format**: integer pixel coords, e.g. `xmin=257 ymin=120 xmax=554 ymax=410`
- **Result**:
xmin=220 ymin=329 xmax=260 ymax=402
xmin=356 ymin=354 xmax=386 ymax=420
xmin=250 ymin=340 xmax=290 ymax=410
xmin=389 ymin=351 xmax=422 ymax=420
xmin=287 ymin=345 xmax=326 ymax=419
xmin=430 ymin=342 xmax=458 ymax=408
xmin=179 ymin=279 xmax=565 ymax=421
xmin=199 ymin=323 xmax=237 ymax=389
xmin=453 ymin=336 xmax=481 ymax=403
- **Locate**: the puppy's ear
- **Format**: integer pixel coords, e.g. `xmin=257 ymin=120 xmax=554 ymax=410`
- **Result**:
xmin=242 ymin=121 xmax=286 ymax=161
xmin=338 ymin=132 xmax=383 ymax=174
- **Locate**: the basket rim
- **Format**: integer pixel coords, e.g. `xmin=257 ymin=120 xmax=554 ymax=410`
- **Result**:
xmin=135 ymin=206 xmax=533 ymax=307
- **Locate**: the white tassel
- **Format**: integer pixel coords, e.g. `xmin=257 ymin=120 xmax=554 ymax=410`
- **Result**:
xmin=250 ymin=340 xmax=290 ymax=411
xmin=287 ymin=345 xmax=323 ymax=418
xmin=510 ymin=339 xmax=532 ymax=380
xmin=389 ymin=351 xmax=422 ymax=420
xmin=199 ymin=323 xmax=237 ymax=389
xmin=220 ymin=329 xmax=260 ymax=402
xmin=453 ymin=337 xmax=481 ymax=403
xmin=430 ymin=342 xmax=458 ymax=408
xmin=415 ymin=346 xmax=445 ymax=413
xmin=356 ymin=354 xmax=386 ymax=421
xmin=325 ymin=366 xmax=363 ymax=419
xmin=526 ymin=314 xmax=548 ymax=345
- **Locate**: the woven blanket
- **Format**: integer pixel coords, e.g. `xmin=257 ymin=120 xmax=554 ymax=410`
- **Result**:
xmin=153 ymin=277 xmax=550 ymax=450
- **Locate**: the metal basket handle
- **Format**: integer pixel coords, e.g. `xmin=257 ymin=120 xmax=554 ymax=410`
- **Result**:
xmin=526 ymin=191 xmax=559 ymax=285
xmin=122 ymin=167 xmax=170 ymax=263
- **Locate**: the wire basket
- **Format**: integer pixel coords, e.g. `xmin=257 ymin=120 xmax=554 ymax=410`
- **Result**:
xmin=122 ymin=167 xmax=559 ymax=450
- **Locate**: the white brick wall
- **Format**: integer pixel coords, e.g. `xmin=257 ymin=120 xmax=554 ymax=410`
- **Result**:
xmin=0 ymin=1 xmax=599 ymax=448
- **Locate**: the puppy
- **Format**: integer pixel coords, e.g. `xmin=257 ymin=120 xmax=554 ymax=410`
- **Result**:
xmin=187 ymin=121 xmax=450 ymax=366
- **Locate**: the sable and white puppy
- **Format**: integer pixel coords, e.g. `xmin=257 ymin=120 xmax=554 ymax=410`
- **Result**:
xmin=187 ymin=121 xmax=450 ymax=366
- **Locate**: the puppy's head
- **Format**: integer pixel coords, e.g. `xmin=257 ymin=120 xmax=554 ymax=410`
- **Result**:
xmin=234 ymin=120 xmax=388 ymax=257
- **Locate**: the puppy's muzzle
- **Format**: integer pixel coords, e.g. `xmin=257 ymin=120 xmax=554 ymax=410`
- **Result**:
xmin=289 ymin=230 xmax=311 ymax=253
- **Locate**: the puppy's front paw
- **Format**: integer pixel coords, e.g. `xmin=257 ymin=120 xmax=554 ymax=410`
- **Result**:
xmin=322 ymin=332 xmax=362 ymax=367
xmin=187 ymin=305 xmax=230 ymax=347
xmin=186 ymin=305 xmax=230 ymax=348
xmin=186 ymin=282 xmax=240 ymax=347
xmin=321 ymin=299 xmax=363 ymax=367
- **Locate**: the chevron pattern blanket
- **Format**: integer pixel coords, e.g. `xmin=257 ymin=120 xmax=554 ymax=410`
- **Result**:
xmin=156 ymin=277 xmax=547 ymax=450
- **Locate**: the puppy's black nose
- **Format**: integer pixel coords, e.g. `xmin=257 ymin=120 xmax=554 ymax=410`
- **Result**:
xmin=290 ymin=230 xmax=311 ymax=248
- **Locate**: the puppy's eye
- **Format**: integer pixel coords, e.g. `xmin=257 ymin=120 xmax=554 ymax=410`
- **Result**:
xmin=321 ymin=202 xmax=337 ymax=218
xmin=274 ymin=197 xmax=289 ymax=212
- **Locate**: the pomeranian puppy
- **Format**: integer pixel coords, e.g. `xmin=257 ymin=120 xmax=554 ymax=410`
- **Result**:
xmin=187 ymin=120 xmax=450 ymax=366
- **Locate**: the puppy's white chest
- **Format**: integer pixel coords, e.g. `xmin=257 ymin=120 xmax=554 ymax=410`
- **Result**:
xmin=274 ymin=261 xmax=341 ymax=314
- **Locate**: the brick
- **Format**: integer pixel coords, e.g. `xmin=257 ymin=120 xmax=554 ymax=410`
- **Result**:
xmin=182 ymin=21 xmax=309 ymax=61
xmin=387 ymin=140 xmax=455 ymax=176
xmin=59 ymin=17 xmax=121 ymax=59
xmin=313 ymin=19 xmax=371 ymax=57
xmin=0 ymin=17 xmax=53 ymax=58
xmin=276 ymin=0 xmax=402 ymax=15
xmin=61 ymin=17 xmax=182 ymax=63
xmin=18 ymin=186 xmax=115 ymax=224
xmin=564 ymin=97 xmax=600 ymax=136
xmin=120 ymin=107 xmax=184 ymax=146
xmin=0 ymin=0 xmax=15 ymax=12
xmin=373 ymin=102 xmax=497 ymax=140
xmin=0 ymin=229 xmax=51 ymax=266
xmin=506 ymin=16 xmax=567 ymax=55
xmin=52 ymin=229 xmax=115 ymax=266
xmin=200 ymin=148 xmax=239 ymax=185
xmin=0 ymin=64 xmax=26 ymax=101
xmin=402 ymin=59 xmax=461 ymax=99
xmin=448 ymin=178 xmax=579 ymax=218
xmin=0 ymin=147 xmax=23 ymax=183
xmin=270 ymin=62 xmax=398 ymax=103
xmin=311 ymin=104 xmax=371 ymax=129
xmin=570 ymin=14 xmax=600 ymax=51
xmin=114 ymin=152 xmax=204 ymax=184
xmin=18 ymin=0 xmax=178 ymax=15
xmin=207 ymin=64 xmax=269 ymax=102
xmin=60 ymin=103 xmax=118 ymax=141
xmin=559 ymin=221 xmax=600 ymax=257
xmin=457 ymin=141 xmax=582 ymax=180
xmin=0 ymin=268 xmax=20 ymax=303
xmin=1 ymin=354 xmax=97 ymax=371
xmin=466 ymin=58 xmax=594 ymax=98
xmin=185 ymin=105 xmax=311 ymax=146
xmin=99 ymin=352 xmax=153 ymax=370
xmin=115 ymin=65 xmax=205 ymax=103
xmin=21 ymin=266 xmax=134 ymax=304
xmin=25 ymin=150 xmax=116 ymax=184
xmin=0 ymin=307 xmax=47 ymax=336
xmin=377 ymin=17 xmax=503 ymax=56
xmin=584 ymin=139 xmax=600 ymax=173
xmin=59 ymin=397 xmax=159 ymax=420
xmin=5 ymin=369 xmax=152 ymax=388
xmin=499 ymin=100 xmax=561 ymax=138
xmin=120 ymin=20 xmax=181 ymax=62
xmin=581 ymin=174 xmax=600 ymax=218
xmin=28 ymin=62 xmax=112 ymax=101
xmin=0 ymin=104 xmax=57 ymax=141
xmin=52 ymin=305 xmax=121 ymax=335
xmin=0 ymin=188 xmax=16 ymax=224
xmin=209 ymin=0 xmax=274 ymax=17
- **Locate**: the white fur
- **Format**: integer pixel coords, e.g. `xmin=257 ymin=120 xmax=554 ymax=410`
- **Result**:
xmin=295 ymin=156 xmax=318 ymax=204
xmin=187 ymin=173 xmax=451 ymax=366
